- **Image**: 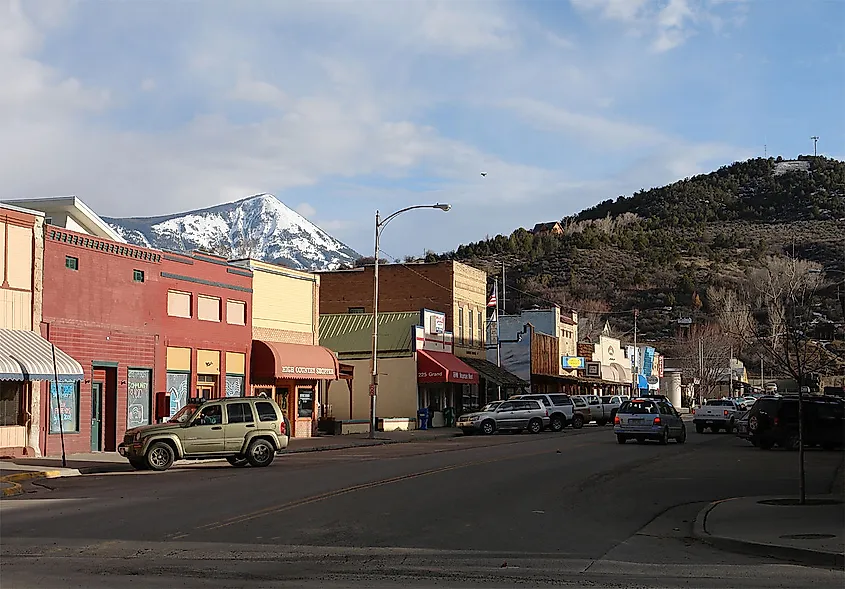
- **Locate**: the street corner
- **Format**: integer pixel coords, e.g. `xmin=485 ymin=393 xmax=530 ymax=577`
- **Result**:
xmin=693 ymin=495 xmax=845 ymax=569
xmin=0 ymin=470 xmax=64 ymax=498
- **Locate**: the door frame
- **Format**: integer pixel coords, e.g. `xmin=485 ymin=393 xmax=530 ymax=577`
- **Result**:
xmin=91 ymin=381 xmax=104 ymax=452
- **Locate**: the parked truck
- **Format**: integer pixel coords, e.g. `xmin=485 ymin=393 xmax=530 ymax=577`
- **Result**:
xmin=692 ymin=399 xmax=740 ymax=433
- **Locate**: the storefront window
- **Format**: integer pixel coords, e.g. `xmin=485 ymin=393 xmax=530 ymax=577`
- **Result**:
xmin=49 ymin=381 xmax=79 ymax=433
xmin=298 ymin=388 xmax=314 ymax=418
xmin=127 ymin=369 xmax=152 ymax=429
xmin=0 ymin=381 xmax=23 ymax=426
xmin=196 ymin=374 xmax=217 ymax=399
xmin=166 ymin=372 xmax=189 ymax=418
xmin=225 ymin=375 xmax=244 ymax=397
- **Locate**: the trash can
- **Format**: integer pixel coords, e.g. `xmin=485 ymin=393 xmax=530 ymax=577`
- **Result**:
xmin=417 ymin=407 xmax=429 ymax=430
xmin=444 ymin=407 xmax=455 ymax=428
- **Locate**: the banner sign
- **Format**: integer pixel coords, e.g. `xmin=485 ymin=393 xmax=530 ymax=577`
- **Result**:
xmin=561 ymin=356 xmax=586 ymax=370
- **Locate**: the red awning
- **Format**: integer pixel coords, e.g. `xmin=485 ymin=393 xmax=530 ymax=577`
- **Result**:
xmin=251 ymin=340 xmax=339 ymax=380
xmin=417 ymin=350 xmax=479 ymax=384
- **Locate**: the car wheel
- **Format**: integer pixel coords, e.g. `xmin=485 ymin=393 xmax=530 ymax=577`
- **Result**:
xmin=676 ymin=426 xmax=687 ymax=444
xmin=246 ymin=439 xmax=275 ymax=467
xmin=528 ymin=418 xmax=543 ymax=434
xmin=728 ymin=420 xmax=735 ymax=433
xmin=695 ymin=423 xmax=705 ymax=434
xmin=659 ymin=428 xmax=669 ymax=445
xmin=481 ymin=420 xmax=495 ymax=435
xmin=550 ymin=415 xmax=564 ymax=432
xmin=226 ymin=456 xmax=250 ymax=467
xmin=572 ymin=414 xmax=584 ymax=429
xmin=616 ymin=434 xmax=627 ymax=445
xmin=128 ymin=458 xmax=148 ymax=470
xmin=784 ymin=433 xmax=800 ymax=451
xmin=145 ymin=441 xmax=175 ymax=472
xmin=748 ymin=415 xmax=759 ymax=432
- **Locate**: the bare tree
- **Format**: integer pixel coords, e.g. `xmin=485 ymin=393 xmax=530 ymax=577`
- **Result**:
xmin=719 ymin=256 xmax=834 ymax=505
xmin=672 ymin=323 xmax=734 ymax=404
xmin=575 ymin=299 xmax=611 ymax=343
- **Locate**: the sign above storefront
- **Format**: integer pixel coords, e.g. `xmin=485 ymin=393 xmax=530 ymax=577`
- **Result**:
xmin=281 ymin=365 xmax=336 ymax=376
xmin=413 ymin=325 xmax=453 ymax=354
xmin=561 ymin=356 xmax=586 ymax=370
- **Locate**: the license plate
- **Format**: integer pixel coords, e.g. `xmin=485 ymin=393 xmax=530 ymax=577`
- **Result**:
xmin=628 ymin=418 xmax=643 ymax=424
xmin=706 ymin=421 xmax=714 ymax=424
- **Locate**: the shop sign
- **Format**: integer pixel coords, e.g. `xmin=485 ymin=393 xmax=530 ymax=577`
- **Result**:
xmin=585 ymin=361 xmax=601 ymax=377
xmin=562 ymin=356 xmax=585 ymax=370
xmin=419 ymin=370 xmax=445 ymax=379
xmin=281 ymin=365 xmax=336 ymax=376
xmin=451 ymin=371 xmax=475 ymax=381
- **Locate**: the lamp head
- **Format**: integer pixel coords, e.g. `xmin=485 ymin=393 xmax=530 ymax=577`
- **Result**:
xmin=435 ymin=203 xmax=451 ymax=212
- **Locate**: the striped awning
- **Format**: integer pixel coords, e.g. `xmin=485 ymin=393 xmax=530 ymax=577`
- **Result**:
xmin=0 ymin=329 xmax=84 ymax=381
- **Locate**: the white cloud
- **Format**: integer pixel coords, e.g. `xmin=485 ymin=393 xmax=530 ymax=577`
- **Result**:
xmin=140 ymin=77 xmax=156 ymax=91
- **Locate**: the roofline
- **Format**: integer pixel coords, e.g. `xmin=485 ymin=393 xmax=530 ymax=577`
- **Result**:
xmin=1 ymin=202 xmax=45 ymax=217
xmin=3 ymin=196 xmax=125 ymax=243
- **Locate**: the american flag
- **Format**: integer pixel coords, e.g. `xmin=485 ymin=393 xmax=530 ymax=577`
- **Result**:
xmin=487 ymin=283 xmax=498 ymax=308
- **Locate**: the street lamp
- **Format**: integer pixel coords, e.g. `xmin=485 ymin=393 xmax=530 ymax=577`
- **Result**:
xmin=369 ymin=203 xmax=451 ymax=438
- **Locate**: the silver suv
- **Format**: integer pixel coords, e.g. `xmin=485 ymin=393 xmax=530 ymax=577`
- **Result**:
xmin=511 ymin=393 xmax=573 ymax=432
xmin=457 ymin=399 xmax=549 ymax=435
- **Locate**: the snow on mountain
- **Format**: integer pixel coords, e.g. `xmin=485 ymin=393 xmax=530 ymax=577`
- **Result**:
xmin=104 ymin=194 xmax=360 ymax=271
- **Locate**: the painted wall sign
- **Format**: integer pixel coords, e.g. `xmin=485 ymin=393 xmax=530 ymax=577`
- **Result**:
xmin=127 ymin=369 xmax=152 ymax=429
xmin=562 ymin=356 xmax=586 ymax=370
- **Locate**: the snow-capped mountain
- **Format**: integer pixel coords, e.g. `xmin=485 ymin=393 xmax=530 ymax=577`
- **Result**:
xmin=104 ymin=194 xmax=360 ymax=270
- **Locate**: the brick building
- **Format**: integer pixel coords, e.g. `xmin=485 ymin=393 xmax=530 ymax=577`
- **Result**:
xmin=318 ymin=260 xmax=487 ymax=360
xmin=40 ymin=227 xmax=253 ymax=456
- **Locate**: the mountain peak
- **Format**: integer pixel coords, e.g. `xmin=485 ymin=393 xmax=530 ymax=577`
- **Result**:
xmin=104 ymin=195 xmax=360 ymax=271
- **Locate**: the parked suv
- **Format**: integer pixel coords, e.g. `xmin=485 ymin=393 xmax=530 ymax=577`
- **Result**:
xmin=743 ymin=395 xmax=844 ymax=450
xmin=510 ymin=393 xmax=573 ymax=431
xmin=457 ymin=399 xmax=549 ymax=435
xmin=118 ymin=397 xmax=290 ymax=471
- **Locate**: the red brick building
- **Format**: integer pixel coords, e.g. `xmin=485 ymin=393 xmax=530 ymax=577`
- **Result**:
xmin=40 ymin=227 xmax=252 ymax=455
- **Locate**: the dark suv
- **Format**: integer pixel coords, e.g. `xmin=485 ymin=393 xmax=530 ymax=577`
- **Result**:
xmin=743 ymin=395 xmax=844 ymax=450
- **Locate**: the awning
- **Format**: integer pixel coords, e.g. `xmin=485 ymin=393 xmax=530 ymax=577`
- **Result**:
xmin=251 ymin=340 xmax=340 ymax=380
xmin=460 ymin=356 xmax=527 ymax=388
xmin=417 ymin=350 xmax=479 ymax=384
xmin=0 ymin=329 xmax=84 ymax=381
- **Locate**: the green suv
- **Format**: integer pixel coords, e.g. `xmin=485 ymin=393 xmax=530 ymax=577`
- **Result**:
xmin=118 ymin=397 xmax=290 ymax=471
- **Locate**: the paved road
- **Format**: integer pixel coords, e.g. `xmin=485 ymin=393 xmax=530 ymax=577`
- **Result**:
xmin=2 ymin=426 xmax=843 ymax=587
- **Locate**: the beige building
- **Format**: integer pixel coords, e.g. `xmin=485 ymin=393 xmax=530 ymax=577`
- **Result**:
xmin=1 ymin=204 xmax=82 ymax=455
xmin=231 ymin=259 xmax=348 ymax=438
xmin=2 ymin=196 xmax=125 ymax=242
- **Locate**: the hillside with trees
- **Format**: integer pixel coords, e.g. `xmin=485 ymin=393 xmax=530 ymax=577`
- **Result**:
xmin=442 ymin=156 xmax=845 ymax=350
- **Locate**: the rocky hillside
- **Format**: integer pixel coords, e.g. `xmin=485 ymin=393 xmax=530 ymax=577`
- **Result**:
xmin=447 ymin=156 xmax=845 ymax=344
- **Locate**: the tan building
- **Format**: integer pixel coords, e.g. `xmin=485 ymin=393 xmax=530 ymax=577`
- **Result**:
xmin=0 ymin=204 xmax=83 ymax=455
xmin=319 ymin=260 xmax=488 ymax=360
xmin=2 ymin=196 xmax=125 ymax=242
xmin=231 ymin=259 xmax=350 ymax=438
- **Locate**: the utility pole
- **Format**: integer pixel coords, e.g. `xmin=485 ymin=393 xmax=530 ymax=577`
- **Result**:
xmin=760 ymin=356 xmax=764 ymax=391
xmin=810 ymin=136 xmax=819 ymax=157
xmin=729 ymin=345 xmax=734 ymax=398
xmin=698 ymin=337 xmax=704 ymax=406
xmin=501 ymin=261 xmax=506 ymax=314
xmin=632 ymin=309 xmax=638 ymax=395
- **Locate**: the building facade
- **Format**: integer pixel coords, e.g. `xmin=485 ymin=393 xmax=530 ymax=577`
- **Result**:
xmin=319 ymin=260 xmax=488 ymax=360
xmin=40 ymin=227 xmax=253 ymax=455
xmin=1 ymin=205 xmax=83 ymax=456
xmin=232 ymin=259 xmax=343 ymax=438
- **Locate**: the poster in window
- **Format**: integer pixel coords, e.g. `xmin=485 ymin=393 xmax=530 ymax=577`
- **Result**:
xmin=127 ymin=369 xmax=152 ymax=429
xmin=167 ymin=372 xmax=189 ymax=418
xmin=298 ymin=389 xmax=314 ymax=418
xmin=49 ymin=381 xmax=78 ymax=433
xmin=225 ymin=375 xmax=244 ymax=397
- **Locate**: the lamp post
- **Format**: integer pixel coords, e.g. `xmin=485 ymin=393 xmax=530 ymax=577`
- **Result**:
xmin=370 ymin=203 xmax=451 ymax=438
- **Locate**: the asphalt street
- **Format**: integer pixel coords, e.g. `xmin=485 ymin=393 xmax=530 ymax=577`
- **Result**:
xmin=1 ymin=425 xmax=843 ymax=588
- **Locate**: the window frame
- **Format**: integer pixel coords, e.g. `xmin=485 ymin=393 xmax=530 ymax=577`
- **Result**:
xmin=65 ymin=256 xmax=79 ymax=271
xmin=226 ymin=300 xmax=247 ymax=326
xmin=133 ymin=269 xmax=145 ymax=283
xmin=197 ymin=294 xmax=222 ymax=323
xmin=167 ymin=290 xmax=193 ymax=319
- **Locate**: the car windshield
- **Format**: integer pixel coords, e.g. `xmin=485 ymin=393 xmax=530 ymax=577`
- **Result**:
xmin=601 ymin=396 xmax=612 ymax=403
xmin=481 ymin=402 xmax=502 ymax=412
xmin=168 ymin=404 xmax=200 ymax=424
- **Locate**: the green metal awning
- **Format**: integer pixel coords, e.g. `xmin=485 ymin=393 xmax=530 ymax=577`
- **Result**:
xmin=319 ymin=312 xmax=419 ymax=359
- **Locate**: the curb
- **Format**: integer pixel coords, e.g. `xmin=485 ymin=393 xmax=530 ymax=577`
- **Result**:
xmin=285 ymin=433 xmax=462 ymax=454
xmin=0 ymin=470 xmax=63 ymax=498
xmin=692 ymin=498 xmax=845 ymax=569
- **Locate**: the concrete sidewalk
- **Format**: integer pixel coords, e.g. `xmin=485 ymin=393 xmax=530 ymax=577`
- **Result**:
xmin=0 ymin=427 xmax=463 ymax=488
xmin=694 ymin=495 xmax=845 ymax=568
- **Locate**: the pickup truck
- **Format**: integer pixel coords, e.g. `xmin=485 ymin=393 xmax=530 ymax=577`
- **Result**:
xmin=692 ymin=399 xmax=740 ymax=433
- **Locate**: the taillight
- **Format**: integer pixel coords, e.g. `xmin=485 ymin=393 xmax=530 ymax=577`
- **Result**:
xmin=614 ymin=415 xmax=620 ymax=425
xmin=724 ymin=410 xmax=729 ymax=417
xmin=545 ymin=409 xmax=549 ymax=417
xmin=653 ymin=416 xmax=662 ymax=425
xmin=773 ymin=417 xmax=779 ymax=427
xmin=279 ymin=420 xmax=287 ymax=436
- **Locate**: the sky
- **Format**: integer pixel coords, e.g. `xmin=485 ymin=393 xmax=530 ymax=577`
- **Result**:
xmin=2 ymin=0 xmax=843 ymax=258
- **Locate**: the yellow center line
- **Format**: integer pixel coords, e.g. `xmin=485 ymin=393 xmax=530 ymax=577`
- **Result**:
xmin=196 ymin=443 xmax=588 ymax=532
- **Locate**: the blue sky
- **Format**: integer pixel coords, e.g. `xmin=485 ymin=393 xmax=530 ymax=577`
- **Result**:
xmin=2 ymin=0 xmax=843 ymax=258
